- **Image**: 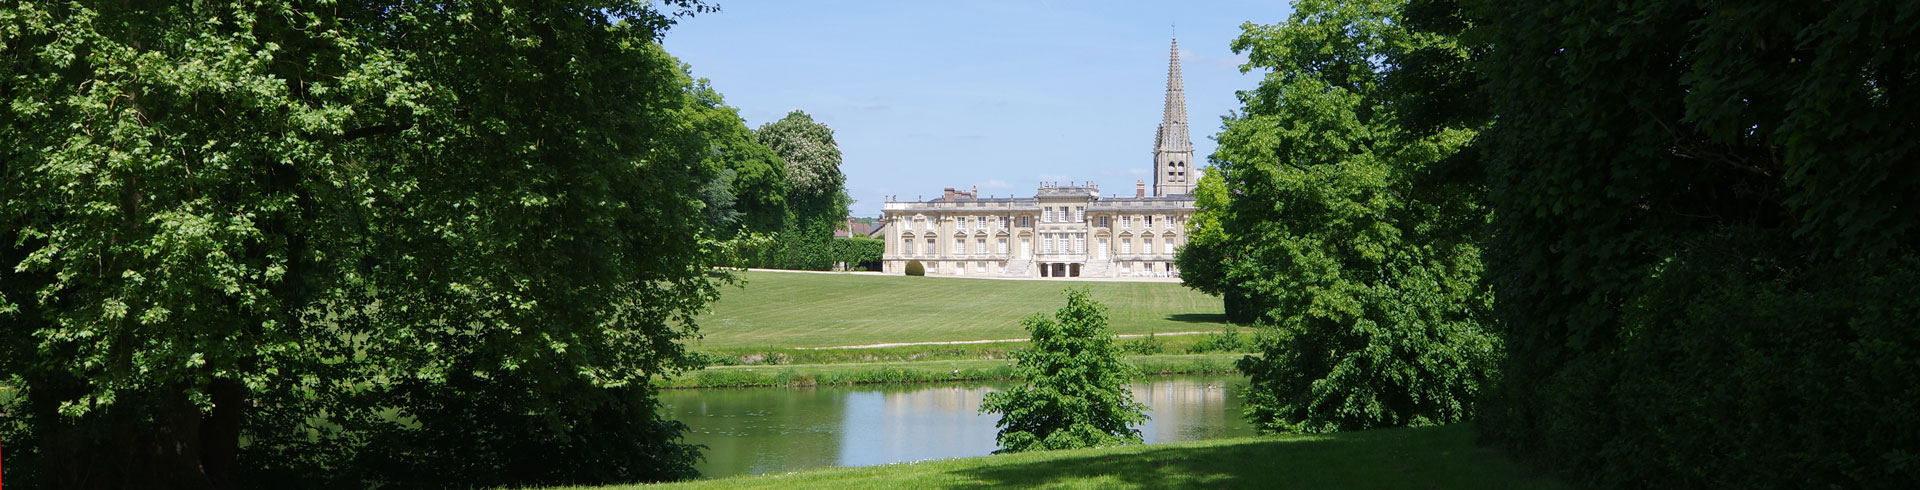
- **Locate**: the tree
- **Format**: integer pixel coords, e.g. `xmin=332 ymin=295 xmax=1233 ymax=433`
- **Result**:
xmin=683 ymin=78 xmax=788 ymax=239
xmin=754 ymin=110 xmax=851 ymax=270
xmin=1444 ymin=0 xmax=1920 ymax=486
xmin=1200 ymin=0 xmax=1501 ymax=433
xmin=0 ymin=2 xmax=723 ymax=488
xmin=1175 ymin=166 xmax=1268 ymax=324
xmin=979 ymin=288 xmax=1148 ymax=453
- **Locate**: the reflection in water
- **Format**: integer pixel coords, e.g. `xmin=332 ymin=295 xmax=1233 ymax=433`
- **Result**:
xmin=659 ymin=375 xmax=1251 ymax=479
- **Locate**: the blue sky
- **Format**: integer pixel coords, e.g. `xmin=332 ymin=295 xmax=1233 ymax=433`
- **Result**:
xmin=662 ymin=1 xmax=1297 ymax=217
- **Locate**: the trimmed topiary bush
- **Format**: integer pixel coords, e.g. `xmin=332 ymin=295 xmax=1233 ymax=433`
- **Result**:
xmin=904 ymin=260 xmax=925 ymax=276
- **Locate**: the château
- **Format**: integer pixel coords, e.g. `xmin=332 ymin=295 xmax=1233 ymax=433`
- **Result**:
xmin=879 ymin=37 xmax=1198 ymax=278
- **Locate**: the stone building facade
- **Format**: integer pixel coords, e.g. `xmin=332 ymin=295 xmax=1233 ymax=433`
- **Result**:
xmin=878 ymin=38 xmax=1199 ymax=278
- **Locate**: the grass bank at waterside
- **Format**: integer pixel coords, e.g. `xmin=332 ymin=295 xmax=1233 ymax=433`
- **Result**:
xmin=560 ymin=425 xmax=1573 ymax=490
xmin=656 ymin=353 xmax=1243 ymax=389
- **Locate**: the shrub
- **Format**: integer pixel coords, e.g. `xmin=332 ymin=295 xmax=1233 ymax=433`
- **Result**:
xmin=904 ymin=260 xmax=925 ymax=276
xmin=830 ymin=237 xmax=885 ymax=271
xmin=980 ymin=288 xmax=1148 ymax=453
xmin=1121 ymin=333 xmax=1166 ymax=355
xmin=1183 ymin=327 xmax=1249 ymax=354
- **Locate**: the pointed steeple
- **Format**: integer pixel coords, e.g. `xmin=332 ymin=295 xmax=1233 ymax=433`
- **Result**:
xmin=1152 ymin=36 xmax=1195 ymax=196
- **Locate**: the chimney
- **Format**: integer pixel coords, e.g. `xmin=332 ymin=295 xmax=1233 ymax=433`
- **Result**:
xmin=1136 ymin=180 xmax=1146 ymax=198
xmin=971 ymin=185 xmax=978 ymax=198
xmin=943 ymin=187 xmax=957 ymax=200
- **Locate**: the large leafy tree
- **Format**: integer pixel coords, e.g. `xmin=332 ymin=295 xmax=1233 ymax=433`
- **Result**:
xmin=683 ymin=78 xmax=788 ymax=239
xmin=753 ymin=110 xmax=850 ymax=270
xmin=1 ymin=1 xmax=726 ymax=488
xmin=1174 ymin=169 xmax=1269 ymax=324
xmin=1199 ymin=0 xmax=1500 ymax=433
xmin=1445 ymin=0 xmax=1920 ymax=487
xmin=980 ymin=288 xmax=1148 ymax=453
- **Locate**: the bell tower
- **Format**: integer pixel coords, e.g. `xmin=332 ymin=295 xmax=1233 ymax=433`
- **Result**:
xmin=1152 ymin=36 xmax=1195 ymax=196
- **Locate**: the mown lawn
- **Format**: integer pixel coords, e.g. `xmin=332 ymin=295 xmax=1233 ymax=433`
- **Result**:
xmin=693 ymin=271 xmax=1230 ymax=350
xmin=558 ymin=424 xmax=1574 ymax=490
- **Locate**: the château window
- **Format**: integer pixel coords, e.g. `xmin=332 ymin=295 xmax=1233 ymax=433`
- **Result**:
xmin=1074 ymin=234 xmax=1085 ymax=253
xmin=958 ymin=217 xmax=968 ymax=230
xmin=1098 ymin=238 xmax=1109 ymax=259
xmin=1020 ymin=216 xmax=1032 ymax=228
xmin=1098 ymin=216 xmax=1110 ymax=228
xmin=976 ymin=261 xmax=986 ymax=273
xmin=925 ymin=238 xmax=936 ymax=255
xmin=1122 ymin=239 xmax=1132 ymax=255
xmin=976 ymin=238 xmax=986 ymax=255
xmin=1043 ymin=234 xmax=1054 ymax=253
xmin=999 ymin=216 xmax=1009 ymax=229
xmin=975 ymin=218 xmax=985 ymax=231
xmin=1144 ymin=238 xmax=1154 ymax=255
xmin=905 ymin=238 xmax=915 ymax=256
xmin=1145 ymin=215 xmax=1155 ymax=228
xmin=1074 ymin=207 xmax=1084 ymax=222
xmin=1122 ymin=216 xmax=1132 ymax=229
xmin=998 ymin=238 xmax=1008 ymax=254
xmin=1044 ymin=207 xmax=1054 ymax=222
xmin=956 ymin=239 xmax=967 ymax=255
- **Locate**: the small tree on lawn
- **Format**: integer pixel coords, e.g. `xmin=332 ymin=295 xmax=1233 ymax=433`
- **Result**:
xmin=980 ymin=288 xmax=1149 ymax=453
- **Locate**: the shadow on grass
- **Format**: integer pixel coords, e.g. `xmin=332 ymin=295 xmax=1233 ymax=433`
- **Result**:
xmin=1165 ymin=313 xmax=1229 ymax=324
xmin=943 ymin=425 xmax=1571 ymax=490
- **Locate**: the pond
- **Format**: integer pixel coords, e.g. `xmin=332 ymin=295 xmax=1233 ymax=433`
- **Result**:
xmin=659 ymin=374 xmax=1253 ymax=478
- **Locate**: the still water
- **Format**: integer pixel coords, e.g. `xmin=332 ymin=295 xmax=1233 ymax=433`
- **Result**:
xmin=659 ymin=374 xmax=1252 ymax=478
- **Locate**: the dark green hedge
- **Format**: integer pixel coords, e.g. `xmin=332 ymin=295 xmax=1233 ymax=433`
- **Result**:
xmin=829 ymin=237 xmax=884 ymax=271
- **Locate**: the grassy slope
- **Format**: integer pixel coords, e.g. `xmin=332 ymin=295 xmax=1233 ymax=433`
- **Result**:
xmin=567 ymin=425 xmax=1573 ymax=490
xmin=694 ymin=271 xmax=1229 ymax=350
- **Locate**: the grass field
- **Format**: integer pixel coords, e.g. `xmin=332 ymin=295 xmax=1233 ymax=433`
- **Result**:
xmin=556 ymin=424 xmax=1573 ymax=490
xmin=693 ymin=271 xmax=1231 ymax=350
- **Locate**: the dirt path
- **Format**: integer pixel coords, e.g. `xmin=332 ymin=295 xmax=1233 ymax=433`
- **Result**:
xmin=797 ymin=330 xmax=1223 ymax=350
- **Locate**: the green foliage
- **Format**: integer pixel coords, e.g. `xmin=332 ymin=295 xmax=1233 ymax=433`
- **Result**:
xmin=905 ymin=260 xmax=927 ymax=276
xmin=1446 ymin=0 xmax=1920 ymax=487
xmin=1196 ymin=0 xmax=1501 ymax=434
xmin=1175 ymin=170 xmax=1265 ymax=324
xmin=750 ymin=111 xmax=852 ymax=271
xmin=0 ymin=1 xmax=723 ymax=487
xmin=830 ymin=237 xmax=886 ymax=271
xmin=682 ymin=79 xmax=789 ymax=239
xmin=980 ymin=289 xmax=1149 ymax=453
xmin=756 ymin=110 xmax=846 ymax=210
xmin=1182 ymin=327 xmax=1250 ymax=354
xmin=1121 ymin=333 xmax=1167 ymax=355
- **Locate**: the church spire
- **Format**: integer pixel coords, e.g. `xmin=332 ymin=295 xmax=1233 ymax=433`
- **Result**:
xmin=1152 ymin=36 xmax=1195 ymax=196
